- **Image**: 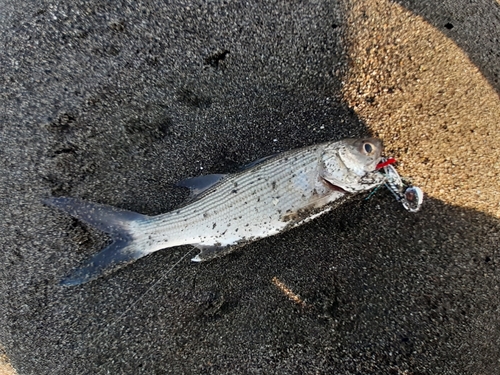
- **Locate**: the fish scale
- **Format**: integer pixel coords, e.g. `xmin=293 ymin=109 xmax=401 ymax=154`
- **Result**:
xmin=44 ymin=137 xmax=386 ymax=285
xmin=136 ymin=146 xmax=323 ymax=253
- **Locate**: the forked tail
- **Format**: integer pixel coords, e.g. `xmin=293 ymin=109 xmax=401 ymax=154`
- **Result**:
xmin=44 ymin=197 xmax=150 ymax=286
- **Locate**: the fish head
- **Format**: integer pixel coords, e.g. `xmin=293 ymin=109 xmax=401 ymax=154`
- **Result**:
xmin=338 ymin=138 xmax=383 ymax=174
xmin=321 ymin=138 xmax=386 ymax=193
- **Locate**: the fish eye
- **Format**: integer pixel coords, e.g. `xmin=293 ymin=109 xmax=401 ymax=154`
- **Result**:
xmin=363 ymin=142 xmax=374 ymax=154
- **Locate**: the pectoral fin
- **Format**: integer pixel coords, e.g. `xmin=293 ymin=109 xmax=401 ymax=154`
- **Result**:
xmin=320 ymin=170 xmax=358 ymax=194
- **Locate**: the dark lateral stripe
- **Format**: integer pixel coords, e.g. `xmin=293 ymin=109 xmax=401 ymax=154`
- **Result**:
xmin=139 ymin=147 xmax=322 ymax=231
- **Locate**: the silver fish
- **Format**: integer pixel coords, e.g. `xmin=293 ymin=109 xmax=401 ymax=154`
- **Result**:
xmin=45 ymin=137 xmax=386 ymax=286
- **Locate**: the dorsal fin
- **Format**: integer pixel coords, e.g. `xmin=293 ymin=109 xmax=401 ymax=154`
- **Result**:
xmin=176 ymin=154 xmax=276 ymax=198
xmin=176 ymin=174 xmax=226 ymax=197
xmin=239 ymin=154 xmax=277 ymax=171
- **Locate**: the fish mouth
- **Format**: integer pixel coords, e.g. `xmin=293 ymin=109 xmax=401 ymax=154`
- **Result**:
xmin=321 ymin=178 xmax=348 ymax=193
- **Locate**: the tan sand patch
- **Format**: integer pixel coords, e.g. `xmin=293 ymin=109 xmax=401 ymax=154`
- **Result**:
xmin=342 ymin=0 xmax=500 ymax=218
xmin=0 ymin=349 xmax=16 ymax=375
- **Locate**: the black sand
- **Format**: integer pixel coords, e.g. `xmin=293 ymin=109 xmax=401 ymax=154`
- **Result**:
xmin=1 ymin=1 xmax=499 ymax=374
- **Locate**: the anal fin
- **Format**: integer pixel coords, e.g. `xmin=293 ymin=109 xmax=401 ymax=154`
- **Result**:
xmin=191 ymin=243 xmax=243 ymax=262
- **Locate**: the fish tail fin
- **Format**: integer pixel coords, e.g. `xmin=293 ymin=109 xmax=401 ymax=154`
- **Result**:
xmin=44 ymin=197 xmax=150 ymax=286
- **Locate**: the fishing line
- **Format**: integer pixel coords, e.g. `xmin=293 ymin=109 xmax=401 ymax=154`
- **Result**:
xmin=364 ymin=184 xmax=383 ymax=200
xmin=54 ymin=247 xmax=195 ymax=375
xmin=91 ymin=247 xmax=195 ymax=375
xmin=105 ymin=247 xmax=195 ymax=331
